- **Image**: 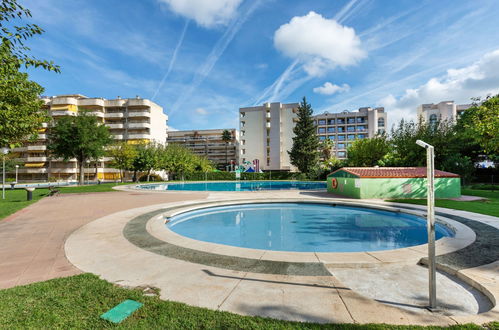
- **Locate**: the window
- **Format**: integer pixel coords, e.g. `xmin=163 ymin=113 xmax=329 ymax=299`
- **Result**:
xmin=357 ymin=125 xmax=366 ymax=131
xmin=319 ymin=135 xmax=326 ymax=141
xmin=378 ymin=118 xmax=385 ymax=127
xmin=240 ymin=112 xmax=245 ymax=118
xmin=378 ymin=128 xmax=385 ymax=134
xmin=347 ymin=126 xmax=355 ymax=132
xmin=356 ymin=117 xmax=365 ymax=123
xmin=357 ymin=134 xmax=365 ymax=139
xmin=327 ymin=135 xmax=334 ymax=140
xmin=429 ymin=114 xmax=438 ymax=125
xmin=347 ymin=118 xmax=356 ymax=124
xmin=327 ymin=127 xmax=335 ymax=133
xmin=266 ymin=157 xmax=270 ymax=166
xmin=318 ymin=127 xmax=326 ymax=133
xmin=327 ymin=119 xmax=335 ymax=125
xmin=338 ymin=151 xmax=346 ymax=158
xmin=338 ymin=135 xmax=345 ymax=141
xmin=337 ymin=126 xmax=345 ymax=133
xmin=337 ymin=118 xmax=345 ymax=124
xmin=241 ymin=139 xmax=246 ymax=145
xmin=337 ymin=143 xmax=345 ymax=149
xmin=347 ymin=134 xmax=355 ymax=140
xmin=318 ymin=119 xmax=326 ymax=125
xmin=241 ymin=149 xmax=246 ymax=154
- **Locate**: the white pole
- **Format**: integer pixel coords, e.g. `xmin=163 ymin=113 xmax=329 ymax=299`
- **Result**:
xmin=416 ymin=139 xmax=437 ymax=310
xmin=2 ymin=155 xmax=5 ymax=200
xmin=15 ymin=165 xmax=19 ymax=183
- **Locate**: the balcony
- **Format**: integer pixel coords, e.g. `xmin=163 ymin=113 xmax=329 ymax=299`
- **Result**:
xmin=38 ymin=134 xmax=47 ymax=140
xmin=50 ymin=168 xmax=77 ymax=173
xmin=78 ymin=98 xmax=105 ymax=107
xmin=127 ymin=99 xmax=151 ymax=107
xmin=87 ymin=111 xmax=105 ymax=117
xmin=26 ymin=156 xmax=47 ymax=162
xmin=127 ymin=111 xmax=150 ymax=118
xmin=105 ymin=112 xmax=125 ymax=118
xmin=106 ymin=123 xmax=124 ymax=129
xmin=127 ymin=133 xmax=150 ymax=139
xmin=51 ymin=111 xmax=76 ymax=117
xmin=112 ymin=134 xmax=124 ymax=140
xmin=19 ymin=168 xmax=47 ymax=174
xmin=51 ymin=97 xmax=78 ymax=106
xmin=128 ymin=122 xmax=151 ymax=129
xmin=27 ymin=145 xmax=47 ymax=151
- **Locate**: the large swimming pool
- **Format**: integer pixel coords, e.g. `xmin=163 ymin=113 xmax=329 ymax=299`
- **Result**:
xmin=138 ymin=181 xmax=326 ymax=192
xmin=167 ymin=203 xmax=453 ymax=252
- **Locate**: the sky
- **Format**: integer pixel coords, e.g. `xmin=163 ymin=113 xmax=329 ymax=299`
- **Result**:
xmin=21 ymin=0 xmax=499 ymax=131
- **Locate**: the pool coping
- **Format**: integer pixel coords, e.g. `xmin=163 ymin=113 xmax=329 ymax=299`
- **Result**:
xmin=143 ymin=198 xmax=475 ymax=268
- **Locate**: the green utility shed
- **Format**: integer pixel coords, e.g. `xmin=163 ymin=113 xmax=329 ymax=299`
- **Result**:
xmin=327 ymin=167 xmax=461 ymax=199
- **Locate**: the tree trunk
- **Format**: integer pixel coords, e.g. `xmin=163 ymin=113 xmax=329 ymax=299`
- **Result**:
xmin=79 ymin=160 xmax=85 ymax=185
xmin=225 ymin=143 xmax=228 ymax=170
xmin=147 ymin=168 xmax=151 ymax=182
xmin=120 ymin=169 xmax=124 ymax=183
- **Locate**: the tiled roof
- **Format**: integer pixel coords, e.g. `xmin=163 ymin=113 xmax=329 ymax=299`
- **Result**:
xmin=332 ymin=167 xmax=460 ymax=178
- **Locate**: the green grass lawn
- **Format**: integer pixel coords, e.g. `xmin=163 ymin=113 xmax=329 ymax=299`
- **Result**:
xmin=389 ymin=189 xmax=499 ymax=217
xmin=0 ymin=273 xmax=495 ymax=329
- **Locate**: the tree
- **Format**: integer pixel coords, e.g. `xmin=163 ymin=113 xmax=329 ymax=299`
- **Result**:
xmin=289 ymin=97 xmax=319 ymax=173
xmin=108 ymin=142 xmax=138 ymax=182
xmin=194 ymin=155 xmax=213 ymax=172
xmin=320 ymin=138 xmax=334 ymax=160
xmin=221 ymin=129 xmax=232 ymax=169
xmin=131 ymin=143 xmax=161 ymax=182
xmin=459 ymin=95 xmax=499 ymax=156
xmin=347 ymin=135 xmax=390 ymax=167
xmin=160 ymin=144 xmax=196 ymax=180
xmin=0 ymin=0 xmax=60 ymax=148
xmin=48 ymin=112 xmax=111 ymax=185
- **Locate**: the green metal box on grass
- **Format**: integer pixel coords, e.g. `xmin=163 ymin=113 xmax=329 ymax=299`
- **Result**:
xmin=327 ymin=167 xmax=461 ymax=199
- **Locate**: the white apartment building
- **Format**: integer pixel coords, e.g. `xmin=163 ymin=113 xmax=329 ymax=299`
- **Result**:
xmin=167 ymin=129 xmax=239 ymax=167
xmin=13 ymin=94 xmax=168 ymax=182
xmin=239 ymin=102 xmax=299 ymax=171
xmin=313 ymin=107 xmax=387 ymax=159
xmin=417 ymin=101 xmax=471 ymax=123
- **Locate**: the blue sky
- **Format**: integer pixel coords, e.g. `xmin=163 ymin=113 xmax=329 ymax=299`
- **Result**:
xmin=22 ymin=0 xmax=499 ymax=130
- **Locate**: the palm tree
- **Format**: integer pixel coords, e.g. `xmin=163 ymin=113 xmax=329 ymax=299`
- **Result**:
xmin=221 ymin=129 xmax=232 ymax=170
xmin=320 ymin=138 xmax=334 ymax=160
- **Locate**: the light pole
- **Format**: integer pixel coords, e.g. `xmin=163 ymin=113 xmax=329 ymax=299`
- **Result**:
xmin=15 ymin=164 xmax=19 ymax=183
xmin=86 ymin=159 xmax=90 ymax=185
xmin=1 ymin=147 xmax=10 ymax=200
xmin=416 ymin=139 xmax=437 ymax=310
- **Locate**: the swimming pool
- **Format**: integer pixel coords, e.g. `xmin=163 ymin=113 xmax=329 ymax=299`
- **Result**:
xmin=167 ymin=203 xmax=454 ymax=252
xmin=138 ymin=181 xmax=326 ymax=192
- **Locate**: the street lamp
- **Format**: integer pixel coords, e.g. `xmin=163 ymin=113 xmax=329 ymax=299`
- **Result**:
xmin=416 ymin=139 xmax=437 ymax=310
xmin=1 ymin=147 xmax=10 ymax=200
xmin=15 ymin=164 xmax=19 ymax=183
xmin=86 ymin=159 xmax=90 ymax=185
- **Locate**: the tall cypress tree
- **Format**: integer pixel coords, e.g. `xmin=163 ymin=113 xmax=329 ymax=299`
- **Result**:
xmin=288 ymin=97 xmax=319 ymax=173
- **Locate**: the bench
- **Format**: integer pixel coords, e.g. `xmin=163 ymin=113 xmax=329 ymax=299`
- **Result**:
xmin=48 ymin=186 xmax=60 ymax=197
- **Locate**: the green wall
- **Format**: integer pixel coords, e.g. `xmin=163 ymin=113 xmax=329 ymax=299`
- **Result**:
xmin=327 ymin=171 xmax=461 ymax=199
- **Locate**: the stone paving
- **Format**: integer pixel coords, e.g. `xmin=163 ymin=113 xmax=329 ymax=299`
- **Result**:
xmin=1 ymin=187 xmax=498 ymax=325
xmin=0 ymin=190 xmax=208 ymax=289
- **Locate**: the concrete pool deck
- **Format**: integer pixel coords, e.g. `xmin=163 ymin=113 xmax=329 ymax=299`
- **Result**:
xmin=1 ymin=187 xmax=498 ymax=325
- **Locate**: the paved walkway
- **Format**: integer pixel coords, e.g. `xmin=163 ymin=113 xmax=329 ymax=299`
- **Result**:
xmin=0 ymin=191 xmax=208 ymax=288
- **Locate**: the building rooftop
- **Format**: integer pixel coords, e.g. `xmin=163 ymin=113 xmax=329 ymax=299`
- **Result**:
xmin=330 ymin=167 xmax=460 ymax=178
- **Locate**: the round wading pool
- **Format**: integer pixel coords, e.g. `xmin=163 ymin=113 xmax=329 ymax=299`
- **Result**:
xmin=167 ymin=203 xmax=454 ymax=252
xmin=137 ymin=181 xmax=326 ymax=192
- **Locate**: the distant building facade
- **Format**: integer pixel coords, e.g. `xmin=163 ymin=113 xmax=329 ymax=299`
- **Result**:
xmin=13 ymin=94 xmax=168 ymax=182
xmin=417 ymin=101 xmax=471 ymax=123
xmin=313 ymin=107 xmax=387 ymax=159
xmin=239 ymin=102 xmax=299 ymax=171
xmin=167 ymin=129 xmax=239 ymax=167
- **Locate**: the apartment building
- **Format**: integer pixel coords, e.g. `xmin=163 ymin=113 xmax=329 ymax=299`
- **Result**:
xmin=239 ymin=102 xmax=299 ymax=171
xmin=14 ymin=94 xmax=168 ymax=182
xmin=166 ymin=129 xmax=238 ymax=167
xmin=417 ymin=101 xmax=471 ymax=123
xmin=313 ymin=107 xmax=387 ymax=159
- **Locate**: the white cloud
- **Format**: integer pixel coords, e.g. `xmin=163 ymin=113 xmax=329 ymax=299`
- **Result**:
xmin=159 ymin=0 xmax=243 ymax=28
xmin=195 ymin=107 xmax=208 ymax=115
xmin=378 ymin=49 xmax=499 ymax=128
xmin=273 ymin=11 xmax=366 ymax=76
xmin=313 ymin=82 xmax=350 ymax=95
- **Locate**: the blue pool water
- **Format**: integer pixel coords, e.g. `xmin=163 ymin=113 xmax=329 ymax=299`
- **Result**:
xmin=167 ymin=203 xmax=453 ymax=252
xmin=138 ymin=181 xmax=326 ymax=192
